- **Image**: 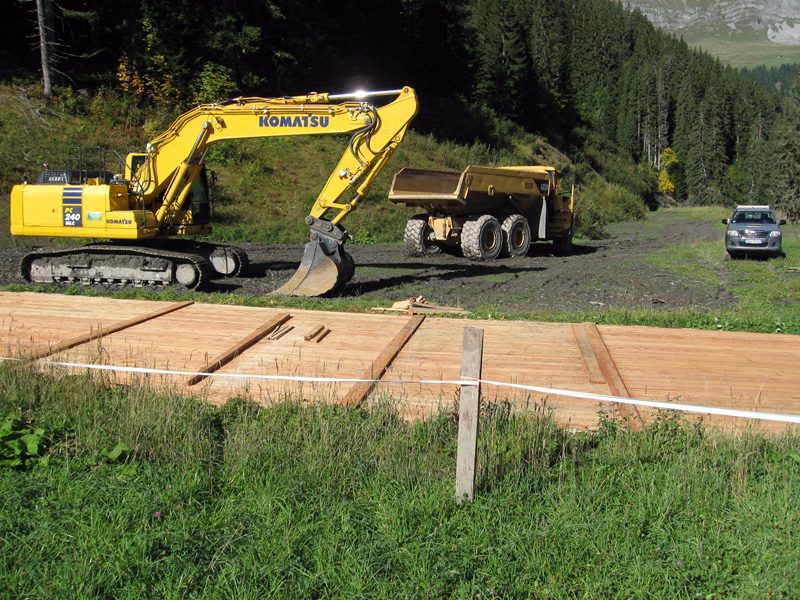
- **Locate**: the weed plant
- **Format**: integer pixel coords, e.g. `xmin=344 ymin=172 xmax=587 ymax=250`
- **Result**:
xmin=0 ymin=362 xmax=798 ymax=599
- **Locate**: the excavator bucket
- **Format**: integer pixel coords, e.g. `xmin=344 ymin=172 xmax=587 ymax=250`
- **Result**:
xmin=271 ymin=220 xmax=355 ymax=297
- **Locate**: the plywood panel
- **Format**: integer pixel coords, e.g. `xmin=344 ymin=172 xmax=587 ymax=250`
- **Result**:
xmin=0 ymin=292 xmax=183 ymax=358
xmin=373 ymin=319 xmax=614 ymax=429
xmin=598 ymin=325 xmax=800 ymax=433
xmin=198 ymin=310 xmax=423 ymax=407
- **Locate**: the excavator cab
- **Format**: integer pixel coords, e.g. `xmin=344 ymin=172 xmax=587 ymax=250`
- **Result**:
xmin=124 ymin=151 xmax=210 ymax=225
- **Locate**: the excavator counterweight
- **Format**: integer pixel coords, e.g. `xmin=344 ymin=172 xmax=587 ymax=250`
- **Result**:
xmin=10 ymin=87 xmax=418 ymax=296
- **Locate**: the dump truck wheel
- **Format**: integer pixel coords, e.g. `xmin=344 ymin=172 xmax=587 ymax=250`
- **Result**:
xmin=501 ymin=214 xmax=531 ymax=257
xmin=404 ymin=215 xmax=442 ymax=256
xmin=462 ymin=215 xmax=502 ymax=260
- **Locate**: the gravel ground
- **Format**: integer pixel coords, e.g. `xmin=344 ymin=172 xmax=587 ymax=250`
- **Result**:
xmin=0 ymin=210 xmax=734 ymax=313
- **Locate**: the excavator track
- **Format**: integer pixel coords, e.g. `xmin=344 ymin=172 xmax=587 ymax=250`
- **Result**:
xmin=21 ymin=244 xmax=215 ymax=290
xmin=166 ymin=241 xmax=250 ymax=278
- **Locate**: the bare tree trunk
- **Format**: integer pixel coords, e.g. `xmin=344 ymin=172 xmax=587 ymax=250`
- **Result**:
xmin=35 ymin=0 xmax=53 ymax=96
xmin=656 ymin=69 xmax=668 ymax=169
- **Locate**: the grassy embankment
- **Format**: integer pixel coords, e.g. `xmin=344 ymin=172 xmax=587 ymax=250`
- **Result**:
xmin=1 ymin=361 xmax=798 ymax=598
xmin=0 ymin=83 xmax=647 ymax=247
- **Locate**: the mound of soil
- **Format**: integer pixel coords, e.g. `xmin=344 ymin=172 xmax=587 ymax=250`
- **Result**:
xmin=0 ymin=210 xmax=734 ymax=313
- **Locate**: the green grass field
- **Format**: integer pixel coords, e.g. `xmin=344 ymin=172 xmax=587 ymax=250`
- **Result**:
xmin=1 ymin=363 xmax=798 ymax=599
xmin=640 ymin=207 xmax=800 ymax=331
xmin=691 ymin=37 xmax=800 ymax=69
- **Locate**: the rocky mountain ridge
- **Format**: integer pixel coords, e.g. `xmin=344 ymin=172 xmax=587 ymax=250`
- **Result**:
xmin=625 ymin=0 xmax=800 ymax=46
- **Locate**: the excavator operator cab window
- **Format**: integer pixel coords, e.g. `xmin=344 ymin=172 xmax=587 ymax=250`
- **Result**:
xmin=186 ymin=166 xmax=211 ymax=225
xmin=125 ymin=153 xmax=147 ymax=181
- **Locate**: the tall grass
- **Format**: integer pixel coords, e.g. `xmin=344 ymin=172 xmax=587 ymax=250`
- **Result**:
xmin=1 ymin=362 xmax=798 ymax=598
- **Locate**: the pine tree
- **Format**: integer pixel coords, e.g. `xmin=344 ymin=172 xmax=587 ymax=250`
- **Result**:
xmin=770 ymin=77 xmax=800 ymax=221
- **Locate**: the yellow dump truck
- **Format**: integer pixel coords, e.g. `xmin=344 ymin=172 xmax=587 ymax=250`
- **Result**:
xmin=388 ymin=165 xmax=574 ymax=260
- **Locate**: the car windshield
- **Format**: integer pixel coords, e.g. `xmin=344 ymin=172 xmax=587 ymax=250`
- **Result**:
xmin=731 ymin=211 xmax=776 ymax=225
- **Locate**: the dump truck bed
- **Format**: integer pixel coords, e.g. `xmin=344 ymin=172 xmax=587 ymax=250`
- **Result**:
xmin=388 ymin=165 xmax=556 ymax=215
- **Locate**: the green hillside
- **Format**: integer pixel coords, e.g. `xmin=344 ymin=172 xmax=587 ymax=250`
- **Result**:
xmin=0 ymin=83 xmax=649 ymax=247
xmin=698 ymin=38 xmax=800 ymax=68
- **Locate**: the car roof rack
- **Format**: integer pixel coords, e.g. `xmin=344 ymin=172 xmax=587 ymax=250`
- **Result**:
xmin=735 ymin=204 xmax=773 ymax=211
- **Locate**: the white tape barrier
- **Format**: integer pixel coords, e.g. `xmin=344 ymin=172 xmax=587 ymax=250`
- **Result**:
xmin=2 ymin=356 xmax=800 ymax=425
xmin=471 ymin=378 xmax=800 ymax=425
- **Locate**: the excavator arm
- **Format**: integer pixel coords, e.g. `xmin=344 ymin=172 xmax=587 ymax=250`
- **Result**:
xmin=132 ymin=86 xmax=417 ymax=295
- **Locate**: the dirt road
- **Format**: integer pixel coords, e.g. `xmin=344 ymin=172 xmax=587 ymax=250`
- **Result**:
xmin=0 ymin=209 xmax=734 ymax=313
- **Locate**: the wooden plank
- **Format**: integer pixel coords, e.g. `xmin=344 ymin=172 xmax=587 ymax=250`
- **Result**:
xmin=185 ymin=313 xmax=291 ymax=386
xmin=29 ymin=301 xmax=194 ymax=360
xmin=340 ymin=315 xmax=425 ymax=407
xmin=572 ymin=323 xmax=607 ymax=384
xmin=268 ymin=325 xmax=293 ymax=340
xmin=304 ymin=325 xmax=325 ymax=341
xmin=581 ymin=322 xmax=642 ymax=430
xmin=455 ymin=326 xmax=484 ymax=503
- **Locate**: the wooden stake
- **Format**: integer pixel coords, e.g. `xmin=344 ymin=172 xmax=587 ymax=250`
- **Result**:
xmin=268 ymin=325 xmax=294 ymax=340
xmin=455 ymin=326 xmax=484 ymax=503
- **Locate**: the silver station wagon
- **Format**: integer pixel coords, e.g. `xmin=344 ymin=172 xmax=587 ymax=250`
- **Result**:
xmin=722 ymin=205 xmax=786 ymax=258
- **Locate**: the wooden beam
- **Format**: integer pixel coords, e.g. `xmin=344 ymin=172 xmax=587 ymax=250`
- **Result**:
xmin=455 ymin=326 xmax=484 ymax=503
xmin=185 ymin=313 xmax=291 ymax=386
xmin=340 ymin=315 xmax=425 ymax=407
xmin=304 ymin=325 xmax=325 ymax=341
xmin=29 ymin=301 xmax=194 ymax=360
xmin=571 ymin=322 xmax=606 ymax=384
xmin=579 ymin=321 xmax=642 ymax=430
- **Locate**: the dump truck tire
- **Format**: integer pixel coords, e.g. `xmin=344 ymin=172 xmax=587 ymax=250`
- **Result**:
xmin=501 ymin=214 xmax=531 ymax=257
xmin=404 ymin=215 xmax=442 ymax=256
xmin=462 ymin=215 xmax=502 ymax=260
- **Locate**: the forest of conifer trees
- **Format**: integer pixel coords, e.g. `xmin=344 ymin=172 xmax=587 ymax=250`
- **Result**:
xmin=5 ymin=0 xmax=800 ymax=219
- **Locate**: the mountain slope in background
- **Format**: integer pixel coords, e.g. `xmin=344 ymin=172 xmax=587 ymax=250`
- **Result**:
xmin=625 ymin=0 xmax=800 ymax=66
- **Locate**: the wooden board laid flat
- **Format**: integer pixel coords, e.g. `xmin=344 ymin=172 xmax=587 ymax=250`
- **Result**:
xmin=1 ymin=292 xmax=799 ymax=434
xmin=0 ymin=293 xmax=191 ymax=359
xmin=366 ymin=318 xmax=614 ymax=428
xmin=597 ymin=325 xmax=800 ymax=433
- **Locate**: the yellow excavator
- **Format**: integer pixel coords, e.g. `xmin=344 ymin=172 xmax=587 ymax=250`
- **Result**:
xmin=9 ymin=86 xmax=418 ymax=296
